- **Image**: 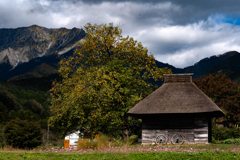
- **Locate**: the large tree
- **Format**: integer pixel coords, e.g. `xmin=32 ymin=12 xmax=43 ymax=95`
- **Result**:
xmin=48 ymin=23 xmax=171 ymax=140
xmin=194 ymin=74 xmax=240 ymax=124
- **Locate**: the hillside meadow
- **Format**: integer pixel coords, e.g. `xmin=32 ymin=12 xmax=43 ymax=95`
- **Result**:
xmin=1 ymin=144 xmax=240 ymax=160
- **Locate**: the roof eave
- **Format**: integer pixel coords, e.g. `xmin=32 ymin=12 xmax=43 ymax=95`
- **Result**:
xmin=127 ymin=111 xmax=225 ymax=118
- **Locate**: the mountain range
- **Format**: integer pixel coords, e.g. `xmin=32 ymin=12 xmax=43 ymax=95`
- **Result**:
xmin=0 ymin=25 xmax=240 ymax=83
xmin=0 ymin=25 xmax=85 ymax=81
xmin=155 ymin=51 xmax=240 ymax=82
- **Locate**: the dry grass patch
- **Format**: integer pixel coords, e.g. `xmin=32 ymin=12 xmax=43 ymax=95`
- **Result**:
xmin=77 ymin=134 xmax=111 ymax=150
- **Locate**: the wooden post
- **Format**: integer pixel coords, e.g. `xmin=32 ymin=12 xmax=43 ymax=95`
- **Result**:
xmin=208 ymin=117 xmax=212 ymax=143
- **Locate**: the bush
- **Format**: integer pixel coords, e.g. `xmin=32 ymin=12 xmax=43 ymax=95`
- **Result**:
xmin=223 ymin=138 xmax=240 ymax=144
xmin=223 ymin=139 xmax=233 ymax=144
xmin=129 ymin=135 xmax=138 ymax=144
xmin=212 ymin=124 xmax=240 ymax=141
xmin=4 ymin=119 xmax=42 ymax=149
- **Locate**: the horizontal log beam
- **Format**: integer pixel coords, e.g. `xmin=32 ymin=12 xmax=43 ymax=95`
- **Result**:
xmin=194 ymin=134 xmax=208 ymax=138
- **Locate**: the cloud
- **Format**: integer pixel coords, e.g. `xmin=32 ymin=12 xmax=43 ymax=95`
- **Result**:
xmin=0 ymin=1 xmax=180 ymax=28
xmin=149 ymin=18 xmax=240 ymax=67
xmin=1 ymin=0 xmax=240 ymax=67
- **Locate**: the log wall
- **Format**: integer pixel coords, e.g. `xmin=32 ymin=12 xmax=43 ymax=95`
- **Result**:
xmin=142 ymin=116 xmax=208 ymax=144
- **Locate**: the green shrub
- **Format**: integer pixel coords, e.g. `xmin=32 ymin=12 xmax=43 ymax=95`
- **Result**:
xmin=223 ymin=138 xmax=240 ymax=144
xmin=212 ymin=124 xmax=240 ymax=141
xmin=4 ymin=118 xmax=42 ymax=149
xmin=129 ymin=135 xmax=138 ymax=144
xmin=234 ymin=138 xmax=240 ymax=144
xmin=223 ymin=139 xmax=233 ymax=144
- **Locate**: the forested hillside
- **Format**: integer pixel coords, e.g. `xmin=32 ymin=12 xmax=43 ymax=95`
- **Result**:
xmin=0 ymin=75 xmax=55 ymax=147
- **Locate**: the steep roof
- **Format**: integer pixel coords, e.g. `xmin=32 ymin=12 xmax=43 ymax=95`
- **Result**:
xmin=128 ymin=74 xmax=225 ymax=117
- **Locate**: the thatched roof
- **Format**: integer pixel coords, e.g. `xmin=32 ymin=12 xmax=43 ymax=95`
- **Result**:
xmin=128 ymin=74 xmax=225 ymax=117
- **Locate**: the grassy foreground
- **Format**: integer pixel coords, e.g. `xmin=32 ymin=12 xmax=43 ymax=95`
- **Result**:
xmin=1 ymin=144 xmax=240 ymax=160
xmin=1 ymin=151 xmax=240 ymax=160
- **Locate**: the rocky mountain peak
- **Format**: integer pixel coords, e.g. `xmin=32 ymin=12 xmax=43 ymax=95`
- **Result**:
xmin=0 ymin=25 xmax=86 ymax=69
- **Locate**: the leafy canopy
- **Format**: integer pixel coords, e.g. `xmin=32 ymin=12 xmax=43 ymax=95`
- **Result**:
xmin=48 ymin=23 xmax=171 ymax=138
xmin=194 ymin=74 xmax=240 ymax=123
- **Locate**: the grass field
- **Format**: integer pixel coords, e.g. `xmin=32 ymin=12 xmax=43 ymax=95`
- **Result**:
xmin=1 ymin=151 xmax=240 ymax=160
xmin=1 ymin=144 xmax=240 ymax=160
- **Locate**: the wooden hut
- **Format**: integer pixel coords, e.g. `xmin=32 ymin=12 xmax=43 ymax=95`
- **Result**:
xmin=127 ymin=74 xmax=225 ymax=144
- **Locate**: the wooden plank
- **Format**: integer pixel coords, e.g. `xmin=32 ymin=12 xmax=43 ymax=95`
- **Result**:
xmin=194 ymin=131 xmax=208 ymax=134
xmin=195 ymin=140 xmax=208 ymax=143
xmin=194 ymin=134 xmax=208 ymax=138
xmin=142 ymin=132 xmax=156 ymax=135
xmin=168 ymin=129 xmax=194 ymax=132
xmin=142 ymin=131 xmax=157 ymax=134
xmin=194 ymin=124 xmax=208 ymax=128
xmin=142 ymin=136 xmax=155 ymax=139
xmin=183 ymin=134 xmax=194 ymax=139
xmin=194 ymin=137 xmax=208 ymax=140
xmin=142 ymin=130 xmax=168 ymax=135
xmin=194 ymin=127 xmax=208 ymax=131
xmin=168 ymin=126 xmax=194 ymax=129
xmin=167 ymin=131 xmax=194 ymax=134
xmin=142 ymin=136 xmax=156 ymax=139
xmin=186 ymin=139 xmax=195 ymax=142
xmin=142 ymin=140 xmax=155 ymax=143
xmin=142 ymin=138 xmax=155 ymax=141
xmin=142 ymin=129 xmax=158 ymax=133
xmin=195 ymin=138 xmax=208 ymax=141
xmin=194 ymin=139 xmax=208 ymax=142
xmin=156 ymin=130 xmax=168 ymax=133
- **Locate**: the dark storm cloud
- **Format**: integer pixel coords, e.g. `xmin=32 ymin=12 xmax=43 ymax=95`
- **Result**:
xmin=64 ymin=0 xmax=240 ymax=25
xmin=2 ymin=0 xmax=240 ymax=29
xmin=1 ymin=0 xmax=240 ymax=67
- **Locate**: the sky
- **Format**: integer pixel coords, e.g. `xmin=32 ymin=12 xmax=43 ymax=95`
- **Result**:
xmin=1 ymin=0 xmax=240 ymax=68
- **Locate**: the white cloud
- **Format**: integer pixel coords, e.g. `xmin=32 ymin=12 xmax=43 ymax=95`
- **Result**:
xmin=157 ymin=41 xmax=240 ymax=68
xmin=133 ymin=17 xmax=240 ymax=68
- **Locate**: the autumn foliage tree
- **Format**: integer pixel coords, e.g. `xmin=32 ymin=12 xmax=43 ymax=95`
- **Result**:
xmin=48 ymin=23 xmax=171 ymax=140
xmin=194 ymin=74 xmax=240 ymax=124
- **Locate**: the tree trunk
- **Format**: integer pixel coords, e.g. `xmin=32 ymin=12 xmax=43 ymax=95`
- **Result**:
xmin=123 ymin=128 xmax=129 ymax=141
xmin=122 ymin=115 xmax=130 ymax=141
